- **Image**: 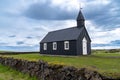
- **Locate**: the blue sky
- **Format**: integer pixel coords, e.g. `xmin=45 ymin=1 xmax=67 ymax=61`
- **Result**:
xmin=0 ymin=0 xmax=120 ymax=51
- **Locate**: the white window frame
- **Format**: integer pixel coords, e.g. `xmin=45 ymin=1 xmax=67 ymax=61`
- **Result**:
xmin=64 ymin=41 xmax=69 ymax=50
xmin=53 ymin=42 xmax=57 ymax=50
xmin=43 ymin=43 xmax=47 ymax=50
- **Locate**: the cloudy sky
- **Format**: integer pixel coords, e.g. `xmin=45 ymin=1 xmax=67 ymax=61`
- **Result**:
xmin=0 ymin=0 xmax=120 ymax=51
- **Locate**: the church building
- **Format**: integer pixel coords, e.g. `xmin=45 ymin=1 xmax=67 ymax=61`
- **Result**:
xmin=40 ymin=10 xmax=91 ymax=56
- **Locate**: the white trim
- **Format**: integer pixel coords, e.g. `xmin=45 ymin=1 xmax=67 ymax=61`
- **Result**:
xmin=82 ymin=37 xmax=87 ymax=55
xmin=43 ymin=43 xmax=47 ymax=50
xmin=53 ymin=42 xmax=57 ymax=50
xmin=64 ymin=41 xmax=69 ymax=50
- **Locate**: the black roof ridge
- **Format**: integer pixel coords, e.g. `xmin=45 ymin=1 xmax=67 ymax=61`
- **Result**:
xmin=49 ymin=26 xmax=77 ymax=33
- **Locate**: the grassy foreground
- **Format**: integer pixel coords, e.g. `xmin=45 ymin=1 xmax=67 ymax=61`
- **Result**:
xmin=0 ymin=51 xmax=120 ymax=78
xmin=0 ymin=64 xmax=37 ymax=80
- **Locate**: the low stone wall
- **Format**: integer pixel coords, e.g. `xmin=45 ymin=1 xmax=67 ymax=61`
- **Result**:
xmin=0 ymin=57 xmax=109 ymax=80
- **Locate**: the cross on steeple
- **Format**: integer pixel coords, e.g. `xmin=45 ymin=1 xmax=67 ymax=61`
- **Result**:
xmin=79 ymin=3 xmax=82 ymax=11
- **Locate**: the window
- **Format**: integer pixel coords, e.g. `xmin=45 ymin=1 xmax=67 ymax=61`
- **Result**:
xmin=43 ymin=43 xmax=47 ymax=50
xmin=64 ymin=41 xmax=69 ymax=50
xmin=53 ymin=42 xmax=57 ymax=50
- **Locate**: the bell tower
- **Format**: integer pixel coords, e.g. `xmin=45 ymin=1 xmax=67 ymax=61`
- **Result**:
xmin=76 ymin=10 xmax=85 ymax=28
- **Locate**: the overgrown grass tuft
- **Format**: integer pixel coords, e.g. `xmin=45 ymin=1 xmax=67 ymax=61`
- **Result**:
xmin=0 ymin=64 xmax=37 ymax=80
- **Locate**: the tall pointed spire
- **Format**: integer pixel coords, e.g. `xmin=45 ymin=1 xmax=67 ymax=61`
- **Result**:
xmin=76 ymin=9 xmax=85 ymax=28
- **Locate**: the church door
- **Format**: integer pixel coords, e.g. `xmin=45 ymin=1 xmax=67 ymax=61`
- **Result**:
xmin=82 ymin=37 xmax=87 ymax=55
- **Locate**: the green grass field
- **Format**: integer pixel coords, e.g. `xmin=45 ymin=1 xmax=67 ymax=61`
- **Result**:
xmin=1 ymin=51 xmax=120 ymax=78
xmin=0 ymin=64 xmax=37 ymax=80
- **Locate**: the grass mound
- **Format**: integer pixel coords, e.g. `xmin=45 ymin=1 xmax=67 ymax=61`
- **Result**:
xmin=0 ymin=64 xmax=37 ymax=80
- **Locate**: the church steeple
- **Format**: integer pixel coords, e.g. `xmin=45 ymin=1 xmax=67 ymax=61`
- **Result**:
xmin=76 ymin=10 xmax=85 ymax=28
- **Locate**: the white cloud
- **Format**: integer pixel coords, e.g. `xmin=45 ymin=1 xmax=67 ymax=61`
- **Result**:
xmin=0 ymin=16 xmax=77 ymax=48
xmin=0 ymin=0 xmax=120 ymax=51
xmin=85 ymin=20 xmax=120 ymax=49
xmin=51 ymin=0 xmax=79 ymax=10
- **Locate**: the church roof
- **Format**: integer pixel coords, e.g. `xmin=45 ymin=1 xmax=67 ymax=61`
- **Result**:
xmin=77 ymin=10 xmax=85 ymax=21
xmin=40 ymin=27 xmax=84 ymax=43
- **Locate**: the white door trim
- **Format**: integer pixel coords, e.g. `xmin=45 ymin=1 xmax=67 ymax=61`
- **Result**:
xmin=82 ymin=37 xmax=87 ymax=55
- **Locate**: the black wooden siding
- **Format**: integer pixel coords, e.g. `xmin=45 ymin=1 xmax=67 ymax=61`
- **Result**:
xmin=40 ymin=28 xmax=91 ymax=56
xmin=40 ymin=27 xmax=91 ymax=56
xmin=87 ymin=42 xmax=91 ymax=55
xmin=40 ymin=40 xmax=77 ymax=55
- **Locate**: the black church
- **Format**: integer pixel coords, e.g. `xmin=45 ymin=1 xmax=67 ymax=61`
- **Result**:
xmin=40 ymin=10 xmax=91 ymax=56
